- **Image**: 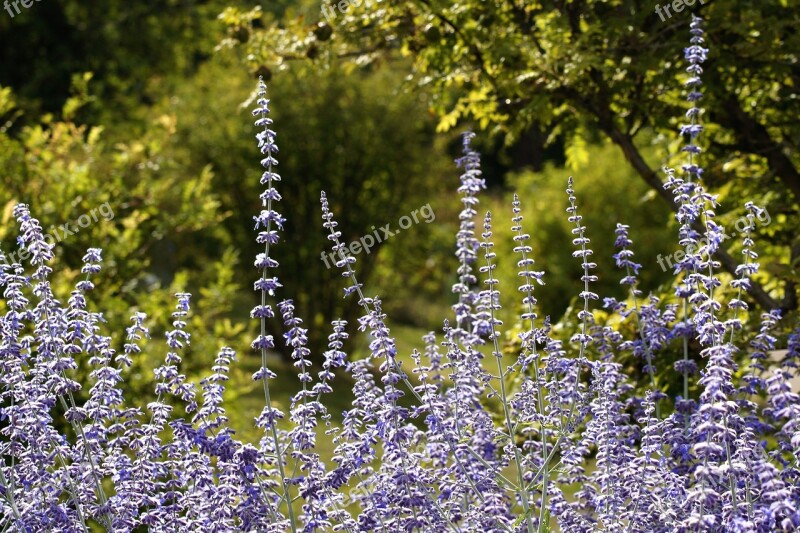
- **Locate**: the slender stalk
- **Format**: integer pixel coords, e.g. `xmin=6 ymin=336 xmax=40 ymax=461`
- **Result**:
xmin=511 ymin=195 xmax=551 ymax=530
xmin=0 ymin=465 xmax=22 ymax=525
xmin=623 ymin=262 xmax=661 ymax=419
xmin=40 ymin=274 xmax=111 ymax=528
xmin=58 ymin=306 xmax=115 ymax=527
xmin=253 ymin=81 xmax=297 ymax=532
xmin=480 ymin=212 xmax=534 ymax=533
xmin=681 ymin=297 xmax=691 ymax=434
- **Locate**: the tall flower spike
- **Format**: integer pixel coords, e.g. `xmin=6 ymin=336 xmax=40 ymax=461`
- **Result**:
xmin=162 ymin=292 xmax=195 ymax=404
xmin=511 ymin=194 xmax=545 ymax=341
xmin=727 ymin=202 xmax=763 ymax=399
xmin=728 ymin=203 xmax=761 ymax=315
xmin=320 ymin=191 xmax=362 ymax=301
xmin=667 ymin=19 xmax=748 ymax=527
xmin=250 ymin=78 xmax=294 ymax=531
xmin=666 ymin=13 xmax=709 ymax=275
xmin=510 ymin=194 xmax=554 ymax=528
xmin=610 ymin=223 xmax=665 ymax=407
xmin=664 ymin=14 xmax=710 ymax=423
xmin=452 ymin=131 xmax=486 ymax=336
xmin=66 ymin=249 xmax=120 ymax=527
xmin=566 ymin=177 xmax=597 ymax=352
xmin=277 ymin=300 xmax=333 ymax=532
xmin=554 ymin=177 xmax=596 ymax=513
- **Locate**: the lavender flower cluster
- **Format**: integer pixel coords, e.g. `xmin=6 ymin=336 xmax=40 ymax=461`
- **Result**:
xmin=2 ymin=15 xmax=799 ymax=532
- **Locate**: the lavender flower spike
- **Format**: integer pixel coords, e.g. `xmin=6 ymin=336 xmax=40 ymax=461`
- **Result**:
xmin=250 ymin=77 xmax=295 ymax=532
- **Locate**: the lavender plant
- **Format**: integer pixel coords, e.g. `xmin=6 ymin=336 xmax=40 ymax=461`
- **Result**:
xmin=1 ymin=14 xmax=798 ymax=532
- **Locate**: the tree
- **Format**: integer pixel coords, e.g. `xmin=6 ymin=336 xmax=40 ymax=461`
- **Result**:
xmin=224 ymin=0 xmax=800 ymax=315
xmin=0 ymin=0 xmax=239 ymax=123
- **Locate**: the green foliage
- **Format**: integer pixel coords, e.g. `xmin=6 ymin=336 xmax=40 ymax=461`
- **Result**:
xmin=0 ymin=1 xmax=241 ymax=124
xmin=0 ymin=80 xmax=243 ymax=403
xmin=233 ymin=0 xmax=800 ymax=315
xmin=156 ymin=52 xmax=452 ymax=356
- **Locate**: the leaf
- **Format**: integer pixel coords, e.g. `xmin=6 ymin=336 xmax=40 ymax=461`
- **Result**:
xmin=565 ymin=127 xmax=589 ymax=171
xmin=437 ymin=108 xmax=461 ymax=133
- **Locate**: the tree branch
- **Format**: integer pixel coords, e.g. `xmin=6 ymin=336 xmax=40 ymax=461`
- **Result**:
xmin=714 ymin=93 xmax=800 ymax=202
xmin=605 ymin=124 xmax=781 ymax=310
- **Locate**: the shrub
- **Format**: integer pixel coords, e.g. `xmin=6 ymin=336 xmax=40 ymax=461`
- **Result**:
xmin=1 ymin=14 xmax=798 ymax=532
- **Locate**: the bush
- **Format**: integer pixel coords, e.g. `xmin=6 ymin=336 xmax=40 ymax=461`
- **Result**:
xmin=0 ymin=81 xmax=244 ymax=413
xmin=1 ymin=15 xmax=798 ymax=532
xmin=160 ymin=54 xmax=452 ymax=357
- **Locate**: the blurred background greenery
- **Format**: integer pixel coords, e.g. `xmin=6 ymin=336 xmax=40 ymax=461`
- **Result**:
xmin=1 ymin=0 xmax=798 ymax=441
